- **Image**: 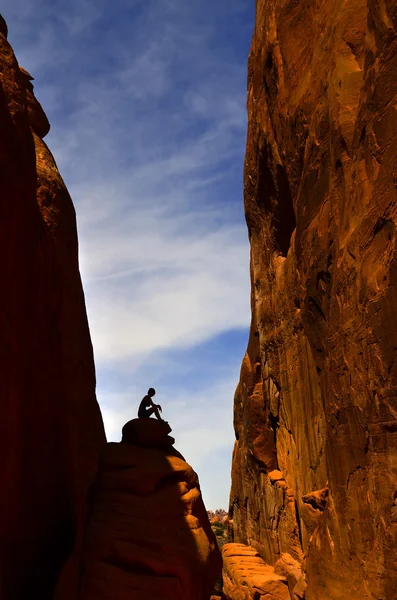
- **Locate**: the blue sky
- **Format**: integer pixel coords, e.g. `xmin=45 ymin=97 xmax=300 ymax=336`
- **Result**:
xmin=3 ymin=0 xmax=254 ymax=509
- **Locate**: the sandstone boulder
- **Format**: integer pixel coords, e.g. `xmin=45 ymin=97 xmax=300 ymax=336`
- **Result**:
xmin=122 ymin=417 xmax=175 ymax=448
xmin=211 ymin=516 xmax=221 ymax=524
xmin=222 ymin=543 xmax=290 ymax=600
xmin=77 ymin=419 xmax=221 ymax=599
xmin=274 ymin=554 xmax=305 ymax=599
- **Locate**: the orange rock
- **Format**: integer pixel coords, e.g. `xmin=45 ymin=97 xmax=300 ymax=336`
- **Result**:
xmin=268 ymin=470 xmax=284 ymax=484
xmin=211 ymin=516 xmax=221 ymax=524
xmin=77 ymin=420 xmax=221 ymax=599
xmin=222 ymin=543 xmax=290 ymax=600
xmin=230 ymin=0 xmax=397 ymax=598
xmin=0 ymin=18 xmax=105 ymax=600
xmin=274 ymin=553 xmax=305 ymax=599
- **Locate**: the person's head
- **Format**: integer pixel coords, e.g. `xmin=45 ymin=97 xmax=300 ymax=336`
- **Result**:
xmin=148 ymin=387 xmax=156 ymax=397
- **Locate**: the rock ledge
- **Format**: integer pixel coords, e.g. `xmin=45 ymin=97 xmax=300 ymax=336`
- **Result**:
xmin=222 ymin=543 xmax=290 ymax=600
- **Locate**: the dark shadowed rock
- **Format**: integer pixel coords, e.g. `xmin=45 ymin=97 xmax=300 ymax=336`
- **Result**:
xmin=0 ymin=14 xmax=8 ymax=38
xmin=18 ymin=65 xmax=50 ymax=138
xmin=0 ymin=21 xmax=105 ymax=600
xmin=122 ymin=417 xmax=175 ymax=448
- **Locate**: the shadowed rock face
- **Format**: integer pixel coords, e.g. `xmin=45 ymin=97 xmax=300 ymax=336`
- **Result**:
xmin=75 ymin=419 xmax=222 ymax=599
xmin=230 ymin=1 xmax=397 ymax=599
xmin=0 ymin=18 xmax=105 ymax=600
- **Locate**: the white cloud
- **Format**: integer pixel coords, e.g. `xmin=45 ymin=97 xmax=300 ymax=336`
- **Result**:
xmin=101 ymin=379 xmax=235 ymax=463
xmin=57 ymin=0 xmax=103 ymax=35
xmin=118 ymin=42 xmax=171 ymax=100
xmin=3 ymin=0 xmax=253 ymax=510
xmin=35 ymin=14 xmax=251 ymax=366
xmin=101 ymin=377 xmax=237 ymax=508
xmin=80 ymin=211 xmax=249 ymax=363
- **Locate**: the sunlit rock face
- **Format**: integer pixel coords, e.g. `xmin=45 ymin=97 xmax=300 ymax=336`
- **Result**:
xmin=230 ymin=1 xmax=397 ymax=599
xmin=222 ymin=543 xmax=292 ymax=600
xmin=0 ymin=19 xmax=105 ymax=600
xmin=76 ymin=419 xmax=222 ymax=600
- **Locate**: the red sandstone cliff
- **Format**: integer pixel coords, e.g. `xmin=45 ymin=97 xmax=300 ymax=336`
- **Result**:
xmin=0 ymin=19 xmax=106 ymax=599
xmin=229 ymin=1 xmax=397 ymax=599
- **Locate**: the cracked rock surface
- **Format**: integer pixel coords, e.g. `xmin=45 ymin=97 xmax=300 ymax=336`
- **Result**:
xmin=229 ymin=1 xmax=397 ymax=598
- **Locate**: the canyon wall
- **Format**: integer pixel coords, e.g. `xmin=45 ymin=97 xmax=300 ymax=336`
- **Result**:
xmin=230 ymin=1 xmax=397 ymax=598
xmin=0 ymin=19 xmax=106 ymax=599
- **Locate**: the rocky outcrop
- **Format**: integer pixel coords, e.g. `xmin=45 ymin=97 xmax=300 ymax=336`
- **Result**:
xmin=230 ymin=1 xmax=397 ymax=599
xmin=222 ymin=544 xmax=290 ymax=600
xmin=0 ymin=18 xmax=105 ymax=600
xmin=76 ymin=419 xmax=222 ymax=599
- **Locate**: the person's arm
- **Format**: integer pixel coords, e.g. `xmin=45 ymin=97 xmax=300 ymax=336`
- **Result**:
xmin=150 ymin=398 xmax=162 ymax=412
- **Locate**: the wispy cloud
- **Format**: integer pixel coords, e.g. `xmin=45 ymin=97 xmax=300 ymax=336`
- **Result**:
xmin=3 ymin=0 xmax=254 ymax=508
xmin=101 ymin=368 xmax=240 ymax=509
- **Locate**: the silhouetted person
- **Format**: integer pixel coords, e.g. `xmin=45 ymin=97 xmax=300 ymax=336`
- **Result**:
xmin=138 ymin=388 xmax=164 ymax=420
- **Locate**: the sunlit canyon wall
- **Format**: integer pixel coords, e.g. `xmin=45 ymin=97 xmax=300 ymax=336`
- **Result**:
xmin=229 ymin=1 xmax=397 ymax=598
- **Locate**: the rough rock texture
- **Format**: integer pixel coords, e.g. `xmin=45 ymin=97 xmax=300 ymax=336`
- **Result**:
xmin=274 ymin=554 xmax=306 ymax=600
xmin=222 ymin=543 xmax=290 ymax=600
xmin=230 ymin=1 xmax=397 ymax=599
xmin=77 ymin=419 xmax=222 ymax=599
xmin=0 ymin=19 xmax=105 ymax=600
xmin=122 ymin=416 xmax=176 ymax=448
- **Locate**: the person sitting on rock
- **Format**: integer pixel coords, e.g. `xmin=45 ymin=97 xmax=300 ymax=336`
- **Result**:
xmin=138 ymin=388 xmax=164 ymax=420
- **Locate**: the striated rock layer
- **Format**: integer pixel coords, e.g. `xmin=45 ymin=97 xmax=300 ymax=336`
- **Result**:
xmin=0 ymin=19 xmax=105 ymax=599
xmin=230 ymin=1 xmax=397 ymax=599
xmin=76 ymin=419 xmax=222 ymax=600
xmin=222 ymin=543 xmax=291 ymax=600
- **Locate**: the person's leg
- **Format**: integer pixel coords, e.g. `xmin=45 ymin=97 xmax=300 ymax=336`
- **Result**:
xmin=145 ymin=406 xmax=156 ymax=418
xmin=139 ymin=406 xmax=163 ymax=421
xmin=152 ymin=405 xmax=162 ymax=420
xmin=138 ymin=406 xmax=152 ymax=418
